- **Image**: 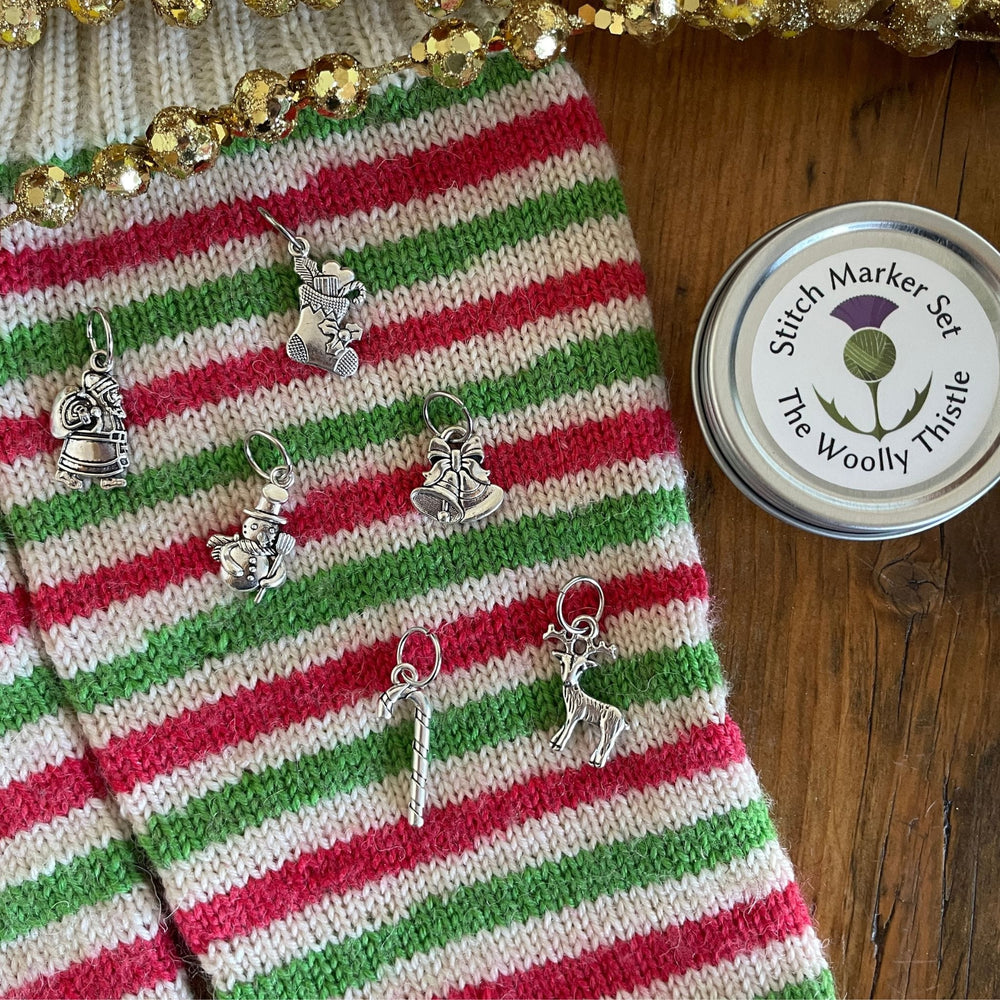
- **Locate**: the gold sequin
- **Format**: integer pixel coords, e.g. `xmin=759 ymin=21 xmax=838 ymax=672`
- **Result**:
xmin=503 ymin=0 xmax=572 ymax=68
xmin=13 ymin=166 xmax=82 ymax=228
xmin=0 ymin=0 xmax=44 ymax=48
xmin=91 ymin=144 xmax=153 ymax=196
xmin=151 ymin=0 xmax=212 ymax=27
xmin=232 ymin=69 xmax=298 ymax=142
xmin=415 ymin=19 xmax=487 ymax=89
xmin=242 ymin=0 xmax=296 ymax=16
xmin=306 ymin=53 xmax=369 ymax=119
xmin=147 ymin=107 xmax=228 ymax=179
xmin=62 ymin=0 xmax=125 ymax=24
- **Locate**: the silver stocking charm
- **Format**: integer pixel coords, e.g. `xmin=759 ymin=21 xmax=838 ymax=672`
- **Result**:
xmin=208 ymin=430 xmax=296 ymax=604
xmin=545 ymin=576 xmax=628 ymax=768
xmin=51 ymin=309 xmax=130 ymax=492
xmin=410 ymin=391 xmax=504 ymax=524
xmin=378 ymin=627 xmax=442 ymax=827
xmin=259 ymin=207 xmax=367 ymax=377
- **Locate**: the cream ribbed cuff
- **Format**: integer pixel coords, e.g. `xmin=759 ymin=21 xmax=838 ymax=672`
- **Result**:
xmin=0 ymin=0 xmax=473 ymax=164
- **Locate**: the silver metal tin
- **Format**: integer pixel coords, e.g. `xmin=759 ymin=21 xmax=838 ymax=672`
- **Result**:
xmin=692 ymin=202 xmax=1000 ymax=539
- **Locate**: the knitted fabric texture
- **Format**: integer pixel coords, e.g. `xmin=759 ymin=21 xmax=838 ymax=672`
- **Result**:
xmin=0 ymin=56 xmax=835 ymax=999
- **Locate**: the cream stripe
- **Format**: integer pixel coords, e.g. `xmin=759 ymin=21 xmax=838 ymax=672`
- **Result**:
xmin=85 ymin=529 xmax=703 ymax=749
xmin=0 ymin=707 xmax=83 ymax=787
xmin=202 ymin=756 xmax=759 ymax=989
xmin=0 ymin=630 xmax=44 ymax=686
xmin=0 ymin=884 xmax=163 ymax=992
xmin=344 ymin=843 xmax=796 ymax=1000
xmin=123 ymin=975 xmax=196 ymax=1000
xmin=0 ymin=60 xmax=584 ymax=262
xmin=49 ymin=460 xmax=694 ymax=677
xmin=19 ymin=295 xmax=653 ymax=586
xmin=6 ymin=245 xmax=646 ymax=516
xmin=0 ymin=798 xmax=120 ymax=893
xmin=47 ymin=404 xmax=680 ymax=674
xmin=0 ymin=140 xmax=616 ymax=409
xmin=160 ymin=629 xmax=722 ymax=906
xmin=116 ymin=565 xmax=710 ymax=827
xmin=614 ymin=932 xmax=830 ymax=1000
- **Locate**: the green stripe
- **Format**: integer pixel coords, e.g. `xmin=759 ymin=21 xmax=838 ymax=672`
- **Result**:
xmin=0 ymin=663 xmax=64 ymax=739
xmin=73 ymin=480 xmax=687 ymax=715
xmin=9 ymin=323 xmax=658 ymax=543
xmin=141 ymin=638 xmax=719 ymax=868
xmin=760 ymin=969 xmax=837 ymax=999
xmin=0 ymin=837 xmax=139 ymax=942
xmin=0 ymin=55 xmax=537 ymax=195
xmin=224 ymin=799 xmax=776 ymax=999
xmin=0 ymin=172 xmax=625 ymax=385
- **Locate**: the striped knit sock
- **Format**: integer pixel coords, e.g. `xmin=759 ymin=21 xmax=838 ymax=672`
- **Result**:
xmin=0 ymin=533 xmax=193 ymax=999
xmin=0 ymin=56 xmax=835 ymax=998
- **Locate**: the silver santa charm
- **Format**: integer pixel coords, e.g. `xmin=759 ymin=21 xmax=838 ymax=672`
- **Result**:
xmin=410 ymin=391 xmax=504 ymax=524
xmin=259 ymin=208 xmax=367 ymax=377
xmin=208 ymin=430 xmax=296 ymax=604
xmin=51 ymin=309 xmax=129 ymax=491
xmin=545 ymin=576 xmax=628 ymax=769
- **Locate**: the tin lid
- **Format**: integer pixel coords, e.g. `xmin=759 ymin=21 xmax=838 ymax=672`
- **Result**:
xmin=692 ymin=201 xmax=1000 ymax=539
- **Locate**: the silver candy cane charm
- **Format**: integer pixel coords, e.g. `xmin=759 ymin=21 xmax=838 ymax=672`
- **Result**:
xmin=410 ymin=391 xmax=504 ymax=524
xmin=208 ymin=430 xmax=296 ymax=604
xmin=378 ymin=627 xmax=442 ymax=827
xmin=259 ymin=207 xmax=367 ymax=377
xmin=545 ymin=576 xmax=628 ymax=768
xmin=51 ymin=309 xmax=129 ymax=491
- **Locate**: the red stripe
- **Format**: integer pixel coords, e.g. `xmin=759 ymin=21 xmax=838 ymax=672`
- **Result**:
xmin=97 ymin=558 xmax=706 ymax=792
xmin=0 ymin=749 xmax=102 ymax=840
xmin=445 ymin=883 xmax=812 ymax=999
xmin=3 ymin=928 xmax=182 ymax=1000
xmin=174 ymin=716 xmax=746 ymax=953
xmin=32 ymin=405 xmax=676 ymax=630
xmin=0 ymin=257 xmax=645 ymax=466
xmin=0 ymin=96 xmax=605 ymax=295
xmin=0 ymin=584 xmax=31 ymax=643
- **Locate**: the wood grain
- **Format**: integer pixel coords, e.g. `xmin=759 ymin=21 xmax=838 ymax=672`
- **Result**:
xmin=569 ymin=27 xmax=1000 ymax=999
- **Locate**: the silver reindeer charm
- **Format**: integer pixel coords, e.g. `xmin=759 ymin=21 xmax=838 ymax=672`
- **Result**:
xmin=259 ymin=208 xmax=367 ymax=377
xmin=545 ymin=576 xmax=628 ymax=768
xmin=378 ymin=627 xmax=442 ymax=827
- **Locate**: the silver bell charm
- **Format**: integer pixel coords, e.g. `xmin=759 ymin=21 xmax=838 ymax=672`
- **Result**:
xmin=259 ymin=207 xmax=367 ymax=377
xmin=51 ymin=309 xmax=130 ymax=492
xmin=410 ymin=391 xmax=504 ymax=524
xmin=208 ymin=430 xmax=297 ymax=604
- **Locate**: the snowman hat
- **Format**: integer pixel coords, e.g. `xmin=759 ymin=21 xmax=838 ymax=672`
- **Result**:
xmin=243 ymin=482 xmax=288 ymax=525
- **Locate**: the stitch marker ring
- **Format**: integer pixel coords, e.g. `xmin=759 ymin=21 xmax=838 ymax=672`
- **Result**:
xmin=422 ymin=391 xmax=474 ymax=442
xmin=86 ymin=309 xmax=114 ymax=372
xmin=244 ymin=429 xmax=293 ymax=484
xmin=556 ymin=576 xmax=605 ymax=636
xmin=394 ymin=626 xmax=442 ymax=689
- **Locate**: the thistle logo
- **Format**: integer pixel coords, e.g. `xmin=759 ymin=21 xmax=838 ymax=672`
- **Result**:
xmin=814 ymin=294 xmax=932 ymax=441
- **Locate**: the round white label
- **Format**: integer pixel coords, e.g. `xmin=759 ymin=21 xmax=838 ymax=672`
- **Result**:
xmin=750 ymin=247 xmax=1000 ymax=492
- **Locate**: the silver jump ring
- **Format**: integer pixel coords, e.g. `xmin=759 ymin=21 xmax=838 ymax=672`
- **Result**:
xmin=422 ymin=391 xmax=473 ymax=442
xmin=86 ymin=309 xmax=114 ymax=372
xmin=258 ymin=207 xmax=309 ymax=257
xmin=244 ymin=429 xmax=293 ymax=483
xmin=396 ymin=626 xmax=442 ymax=689
xmin=556 ymin=576 xmax=605 ymax=635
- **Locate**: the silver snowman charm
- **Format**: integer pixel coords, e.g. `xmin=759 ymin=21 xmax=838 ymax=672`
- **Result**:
xmin=208 ymin=430 xmax=296 ymax=604
xmin=259 ymin=208 xmax=367 ymax=377
xmin=51 ymin=309 xmax=129 ymax=491
xmin=545 ymin=576 xmax=628 ymax=768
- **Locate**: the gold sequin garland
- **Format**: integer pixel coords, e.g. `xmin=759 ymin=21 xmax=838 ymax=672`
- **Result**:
xmin=2 ymin=0 xmax=1000 ymax=233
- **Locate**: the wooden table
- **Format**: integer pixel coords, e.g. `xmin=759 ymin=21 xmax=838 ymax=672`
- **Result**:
xmin=571 ymin=28 xmax=1000 ymax=1000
